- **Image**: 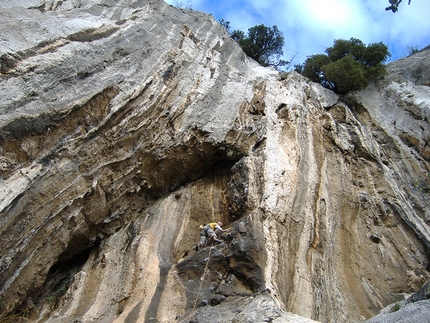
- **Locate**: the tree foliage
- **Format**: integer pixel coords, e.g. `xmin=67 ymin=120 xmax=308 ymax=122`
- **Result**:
xmin=220 ymin=21 xmax=287 ymax=68
xmin=219 ymin=19 xmax=231 ymax=33
xmin=299 ymin=54 xmax=330 ymax=84
xmin=297 ymin=38 xmax=390 ymax=94
xmin=323 ymin=55 xmax=368 ymax=94
xmin=386 ymin=0 xmax=412 ymax=13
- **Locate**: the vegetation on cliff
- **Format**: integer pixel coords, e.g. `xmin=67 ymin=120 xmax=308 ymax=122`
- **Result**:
xmin=295 ymin=38 xmax=391 ymax=94
xmin=220 ymin=20 xmax=287 ymax=68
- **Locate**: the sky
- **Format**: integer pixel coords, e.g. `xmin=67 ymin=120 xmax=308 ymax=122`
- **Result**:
xmin=164 ymin=0 xmax=430 ymax=68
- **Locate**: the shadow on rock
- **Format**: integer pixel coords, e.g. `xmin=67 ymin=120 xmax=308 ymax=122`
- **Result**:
xmin=176 ymin=220 xmax=266 ymax=313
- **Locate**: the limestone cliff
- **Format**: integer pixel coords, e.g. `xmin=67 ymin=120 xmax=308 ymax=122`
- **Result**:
xmin=0 ymin=1 xmax=429 ymax=322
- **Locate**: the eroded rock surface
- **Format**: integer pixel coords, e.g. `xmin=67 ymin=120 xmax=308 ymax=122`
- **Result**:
xmin=364 ymin=281 xmax=430 ymax=323
xmin=1 ymin=1 xmax=429 ymax=322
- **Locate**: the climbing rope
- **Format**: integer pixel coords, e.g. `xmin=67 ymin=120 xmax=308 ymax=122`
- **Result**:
xmin=191 ymin=239 xmax=214 ymax=313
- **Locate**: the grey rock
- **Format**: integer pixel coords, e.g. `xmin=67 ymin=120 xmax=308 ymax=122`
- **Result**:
xmin=365 ymin=282 xmax=430 ymax=323
xmin=0 ymin=1 xmax=429 ymax=323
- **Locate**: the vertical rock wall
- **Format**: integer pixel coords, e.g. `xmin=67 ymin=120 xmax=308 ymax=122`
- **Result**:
xmin=0 ymin=1 xmax=429 ymax=322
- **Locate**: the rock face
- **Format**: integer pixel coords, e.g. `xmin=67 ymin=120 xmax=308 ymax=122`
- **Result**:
xmin=0 ymin=1 xmax=429 ymax=322
xmin=364 ymin=281 xmax=430 ymax=323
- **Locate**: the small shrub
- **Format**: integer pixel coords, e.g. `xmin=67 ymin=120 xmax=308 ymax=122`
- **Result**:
xmin=172 ymin=0 xmax=193 ymax=10
xmin=279 ymin=71 xmax=289 ymax=80
xmin=45 ymin=283 xmax=68 ymax=309
xmin=407 ymin=45 xmax=419 ymax=56
xmin=391 ymin=303 xmax=401 ymax=312
xmin=46 ymin=295 xmax=56 ymax=305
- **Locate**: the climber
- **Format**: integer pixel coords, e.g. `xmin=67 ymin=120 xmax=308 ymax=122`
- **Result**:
xmin=195 ymin=222 xmax=228 ymax=251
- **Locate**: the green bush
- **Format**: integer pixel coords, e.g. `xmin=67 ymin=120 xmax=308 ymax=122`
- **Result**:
xmin=300 ymin=54 xmax=330 ymax=84
xmin=298 ymin=38 xmax=390 ymax=94
xmin=221 ymin=21 xmax=287 ymax=68
xmin=322 ymin=55 xmax=368 ymax=93
xmin=391 ymin=303 xmax=401 ymax=312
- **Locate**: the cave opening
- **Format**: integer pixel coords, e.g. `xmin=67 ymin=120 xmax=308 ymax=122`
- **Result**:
xmin=22 ymin=237 xmax=103 ymax=315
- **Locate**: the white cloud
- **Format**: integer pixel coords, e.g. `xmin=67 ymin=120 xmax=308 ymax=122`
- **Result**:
xmin=296 ymin=0 xmax=356 ymax=27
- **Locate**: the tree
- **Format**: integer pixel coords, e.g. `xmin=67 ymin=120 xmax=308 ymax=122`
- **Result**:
xmin=300 ymin=38 xmax=390 ymax=94
xmin=386 ymin=0 xmax=412 ymax=12
xmin=294 ymin=63 xmax=304 ymax=74
xmin=325 ymin=38 xmax=366 ymax=62
xmin=300 ymin=54 xmax=330 ymax=84
xmin=219 ymin=19 xmax=231 ymax=33
xmin=230 ymin=29 xmax=245 ymax=43
xmin=221 ymin=21 xmax=287 ymax=68
xmin=322 ymin=55 xmax=368 ymax=93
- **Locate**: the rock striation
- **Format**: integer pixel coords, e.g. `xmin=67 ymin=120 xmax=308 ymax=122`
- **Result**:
xmin=0 ymin=1 xmax=429 ymax=322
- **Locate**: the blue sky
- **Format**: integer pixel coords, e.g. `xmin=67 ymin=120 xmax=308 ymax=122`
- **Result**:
xmin=164 ymin=0 xmax=430 ymax=68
